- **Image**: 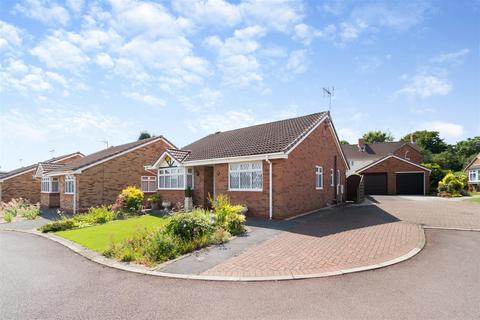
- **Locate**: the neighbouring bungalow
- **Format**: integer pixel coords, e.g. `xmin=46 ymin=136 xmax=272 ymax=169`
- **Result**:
xmin=0 ymin=152 xmax=84 ymax=204
xmin=145 ymin=112 xmax=349 ymax=220
xmin=465 ymin=153 xmax=480 ymax=191
xmin=342 ymin=136 xmax=431 ymax=196
xmin=44 ymin=136 xmax=175 ymax=213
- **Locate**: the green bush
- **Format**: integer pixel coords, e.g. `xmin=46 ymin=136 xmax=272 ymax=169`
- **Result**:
xmin=39 ymin=219 xmax=77 ymax=233
xmin=120 ymin=186 xmax=144 ymax=212
xmin=144 ymin=232 xmax=178 ymax=263
xmin=80 ymin=206 xmax=114 ymax=224
xmin=438 ymin=171 xmax=467 ymax=196
xmin=3 ymin=211 xmax=14 ymax=223
xmin=104 ymin=228 xmax=153 ymax=262
xmin=422 ymin=163 xmax=446 ymax=194
xmin=147 ymin=193 xmax=162 ymax=208
xmin=1 ymin=198 xmax=39 ymax=222
xmin=165 ymin=210 xmax=214 ymax=241
xmin=210 ymin=194 xmax=246 ymax=236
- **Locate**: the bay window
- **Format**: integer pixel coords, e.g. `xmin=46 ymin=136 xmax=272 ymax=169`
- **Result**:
xmin=316 ymin=166 xmax=323 ymax=189
xmin=158 ymin=168 xmax=193 ymax=190
xmin=64 ymin=175 xmax=75 ymax=194
xmin=141 ymin=176 xmax=157 ymax=192
xmin=229 ymin=162 xmax=262 ymax=191
xmin=41 ymin=177 xmax=59 ymax=193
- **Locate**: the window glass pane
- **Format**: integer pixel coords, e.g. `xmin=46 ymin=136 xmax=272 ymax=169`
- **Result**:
xmin=252 ymin=171 xmax=262 ymax=189
xmin=240 ymin=163 xmax=251 ymax=170
xmin=141 ymin=181 xmax=148 ymax=192
xmin=230 ymin=163 xmax=240 ymax=171
xmin=159 ymin=176 xmax=165 ymax=188
xmin=251 ymin=162 xmax=261 ymax=170
xmin=187 ymin=174 xmax=193 ymax=188
xmin=149 ymin=180 xmax=156 ymax=192
xmin=177 ymin=174 xmax=184 ymax=188
xmin=230 ymin=172 xmax=240 ymax=189
xmin=165 ymin=176 xmax=171 ymax=188
xmin=51 ymin=181 xmax=59 ymax=193
xmin=240 ymin=172 xmax=251 ymax=189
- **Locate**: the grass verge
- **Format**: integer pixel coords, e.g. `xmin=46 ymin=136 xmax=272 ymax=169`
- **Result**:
xmin=55 ymin=214 xmax=169 ymax=252
xmin=465 ymin=198 xmax=480 ymax=204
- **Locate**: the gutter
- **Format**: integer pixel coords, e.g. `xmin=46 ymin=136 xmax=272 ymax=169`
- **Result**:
xmin=265 ymin=156 xmax=273 ymax=220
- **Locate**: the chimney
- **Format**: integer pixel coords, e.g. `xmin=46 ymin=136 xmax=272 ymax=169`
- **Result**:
xmin=410 ymin=133 xmax=417 ymax=144
xmin=358 ymin=138 xmax=366 ymax=152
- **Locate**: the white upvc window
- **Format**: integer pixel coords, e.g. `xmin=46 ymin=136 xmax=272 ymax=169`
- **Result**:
xmin=229 ymin=162 xmax=263 ymax=191
xmin=158 ymin=168 xmax=194 ymax=190
xmin=141 ymin=176 xmax=157 ymax=192
xmin=316 ymin=166 xmax=323 ymax=189
xmin=64 ymin=175 xmax=75 ymax=194
xmin=41 ymin=177 xmax=59 ymax=193
xmin=469 ymin=170 xmax=479 ymax=182
xmin=330 ymin=169 xmax=334 ymax=187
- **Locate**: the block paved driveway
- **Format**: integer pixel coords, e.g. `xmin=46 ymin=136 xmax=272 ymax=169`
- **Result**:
xmin=201 ymin=196 xmax=479 ymax=278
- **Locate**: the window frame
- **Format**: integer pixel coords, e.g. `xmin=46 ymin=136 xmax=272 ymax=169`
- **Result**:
xmin=41 ymin=177 xmax=59 ymax=193
xmin=228 ymin=161 xmax=263 ymax=192
xmin=64 ymin=175 xmax=75 ymax=194
xmin=141 ymin=176 xmax=157 ymax=193
xmin=315 ymin=166 xmax=324 ymax=190
xmin=158 ymin=167 xmax=194 ymax=190
xmin=469 ymin=169 xmax=479 ymax=182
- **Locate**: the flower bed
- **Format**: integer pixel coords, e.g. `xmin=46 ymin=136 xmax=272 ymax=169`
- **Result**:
xmin=0 ymin=198 xmax=40 ymax=223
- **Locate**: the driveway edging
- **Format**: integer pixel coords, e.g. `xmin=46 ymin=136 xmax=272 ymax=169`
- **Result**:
xmin=1 ymin=225 xmax=426 ymax=282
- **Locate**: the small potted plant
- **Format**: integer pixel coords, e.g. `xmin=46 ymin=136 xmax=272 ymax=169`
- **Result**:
xmin=147 ymin=194 xmax=162 ymax=210
xmin=184 ymin=186 xmax=193 ymax=212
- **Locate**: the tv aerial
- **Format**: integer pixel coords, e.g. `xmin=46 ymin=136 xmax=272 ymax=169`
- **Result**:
xmin=323 ymin=87 xmax=335 ymax=111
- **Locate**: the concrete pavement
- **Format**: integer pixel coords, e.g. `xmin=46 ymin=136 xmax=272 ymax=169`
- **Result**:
xmin=1 ymin=229 xmax=478 ymax=320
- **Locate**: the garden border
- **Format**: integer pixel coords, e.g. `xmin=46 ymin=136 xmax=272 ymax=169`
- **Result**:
xmin=2 ymin=226 xmax=426 ymax=282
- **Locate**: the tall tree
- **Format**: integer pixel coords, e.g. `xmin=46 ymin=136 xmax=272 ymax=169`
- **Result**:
xmin=138 ymin=131 xmax=152 ymax=140
xmin=401 ymin=130 xmax=447 ymax=154
xmin=362 ymin=131 xmax=394 ymax=143
xmin=453 ymin=136 xmax=480 ymax=167
xmin=340 ymin=140 xmax=350 ymax=145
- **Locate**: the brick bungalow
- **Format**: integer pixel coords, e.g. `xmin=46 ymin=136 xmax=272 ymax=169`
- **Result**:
xmin=45 ymin=136 xmax=175 ymax=213
xmin=0 ymin=152 xmax=84 ymax=204
xmin=342 ymin=137 xmax=431 ymax=195
xmin=145 ymin=112 xmax=349 ymax=220
xmin=465 ymin=153 xmax=480 ymax=191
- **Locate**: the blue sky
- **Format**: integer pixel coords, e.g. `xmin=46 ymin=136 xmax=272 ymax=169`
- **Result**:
xmin=1 ymin=0 xmax=479 ymax=171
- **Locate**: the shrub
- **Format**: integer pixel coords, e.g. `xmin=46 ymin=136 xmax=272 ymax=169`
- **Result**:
xmin=147 ymin=194 xmax=162 ymax=208
xmin=112 ymin=186 xmax=144 ymax=214
xmin=209 ymin=194 xmax=246 ymax=235
xmin=144 ymin=232 xmax=178 ymax=263
xmin=81 ymin=206 xmax=114 ymax=224
xmin=210 ymin=227 xmax=231 ymax=244
xmin=422 ymin=163 xmax=447 ymax=194
xmin=438 ymin=171 xmax=466 ymax=195
xmin=165 ymin=210 xmax=214 ymax=241
xmin=39 ymin=219 xmax=77 ymax=233
xmin=104 ymin=228 xmax=153 ymax=262
xmin=0 ymin=198 xmax=39 ymax=222
xmin=3 ymin=211 xmax=14 ymax=223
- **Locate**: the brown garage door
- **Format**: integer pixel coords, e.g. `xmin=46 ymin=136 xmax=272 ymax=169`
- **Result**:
xmin=396 ymin=173 xmax=424 ymax=195
xmin=364 ymin=173 xmax=387 ymax=195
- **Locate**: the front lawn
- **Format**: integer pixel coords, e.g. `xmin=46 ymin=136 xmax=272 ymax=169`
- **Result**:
xmin=465 ymin=197 xmax=480 ymax=204
xmin=56 ymin=214 xmax=169 ymax=252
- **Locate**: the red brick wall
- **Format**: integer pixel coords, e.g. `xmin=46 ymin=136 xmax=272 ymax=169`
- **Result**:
xmin=40 ymin=193 xmax=60 ymax=208
xmin=273 ymin=121 xmax=347 ymax=219
xmin=393 ymin=144 xmax=423 ymax=164
xmin=361 ymin=157 xmax=429 ymax=194
xmin=58 ymin=139 xmax=170 ymax=212
xmin=0 ymin=170 xmax=40 ymax=204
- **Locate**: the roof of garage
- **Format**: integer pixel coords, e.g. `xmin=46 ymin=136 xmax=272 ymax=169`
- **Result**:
xmin=356 ymin=154 xmax=432 ymax=173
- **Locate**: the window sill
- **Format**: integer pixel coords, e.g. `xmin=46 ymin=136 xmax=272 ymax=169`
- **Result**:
xmin=158 ymin=188 xmax=194 ymax=191
xmin=64 ymin=192 xmax=74 ymax=195
xmin=316 ymin=187 xmax=324 ymax=190
xmin=228 ymin=189 xmax=263 ymax=192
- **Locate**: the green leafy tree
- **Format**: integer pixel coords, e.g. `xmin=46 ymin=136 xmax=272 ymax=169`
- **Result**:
xmin=340 ymin=140 xmax=350 ymax=145
xmin=138 ymin=131 xmax=152 ymax=140
xmin=422 ymin=163 xmax=447 ymax=194
xmin=452 ymin=136 xmax=480 ymax=168
xmin=401 ymin=130 xmax=447 ymax=154
xmin=430 ymin=148 xmax=463 ymax=172
xmin=362 ymin=131 xmax=394 ymax=143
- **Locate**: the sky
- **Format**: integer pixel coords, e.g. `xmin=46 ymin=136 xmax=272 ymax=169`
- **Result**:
xmin=0 ymin=0 xmax=479 ymax=171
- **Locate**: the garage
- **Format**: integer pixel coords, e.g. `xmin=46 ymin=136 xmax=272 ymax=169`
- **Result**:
xmin=396 ymin=172 xmax=424 ymax=195
xmin=364 ymin=173 xmax=387 ymax=195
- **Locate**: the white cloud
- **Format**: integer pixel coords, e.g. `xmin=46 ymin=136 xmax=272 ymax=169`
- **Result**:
xmin=0 ymin=20 xmax=23 ymax=51
xmin=422 ymin=121 xmax=464 ymax=141
xmin=292 ymin=23 xmax=335 ymax=45
xmin=123 ymin=91 xmax=166 ymax=108
xmin=241 ymin=0 xmax=304 ymax=32
xmin=172 ymin=0 xmax=242 ymax=27
xmin=0 ymin=110 xmax=48 ymax=143
xmin=66 ymin=0 xmax=84 ymax=13
xmin=15 ymin=0 xmax=71 ymax=26
xmin=430 ymin=48 xmax=470 ymax=65
xmin=338 ymin=127 xmax=361 ymax=143
xmin=284 ymin=49 xmax=308 ymax=76
xmin=180 ymin=88 xmax=222 ymax=112
xmin=30 ymin=34 xmax=89 ymax=70
xmin=187 ymin=110 xmax=258 ymax=133
xmin=0 ymin=59 xmax=69 ymax=93
xmin=95 ymin=53 xmax=114 ymax=68
xmin=396 ymin=74 xmax=452 ymax=98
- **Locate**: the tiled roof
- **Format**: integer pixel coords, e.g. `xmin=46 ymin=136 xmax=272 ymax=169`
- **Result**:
xmin=50 ymin=136 xmax=174 ymax=173
xmin=181 ymin=112 xmax=328 ymax=162
xmin=166 ymin=148 xmax=190 ymax=163
xmin=0 ymin=152 xmax=82 ymax=180
xmin=342 ymin=142 xmax=419 ymax=161
xmin=38 ymin=162 xmax=66 ymax=174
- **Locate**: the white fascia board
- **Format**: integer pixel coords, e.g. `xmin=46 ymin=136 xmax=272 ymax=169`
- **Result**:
xmin=45 ymin=171 xmax=75 ymax=177
xmin=357 ymin=155 xmax=432 ymax=173
xmin=183 ymin=152 xmax=288 ymax=166
xmin=68 ymin=137 xmax=172 ymax=174
xmin=51 ymin=152 xmax=84 ymax=163
xmin=285 ymin=114 xmax=327 ymax=155
xmin=147 ymin=150 xmax=182 ymax=170
xmin=0 ymin=168 xmax=36 ymax=182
